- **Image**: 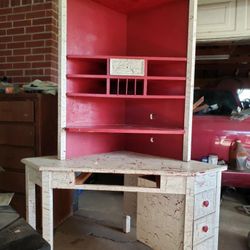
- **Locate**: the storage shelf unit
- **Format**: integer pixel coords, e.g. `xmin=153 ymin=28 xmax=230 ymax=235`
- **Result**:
xmin=59 ymin=0 xmax=196 ymax=162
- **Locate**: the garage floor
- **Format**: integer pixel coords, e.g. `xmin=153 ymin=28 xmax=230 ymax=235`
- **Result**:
xmin=54 ymin=191 xmax=250 ymax=250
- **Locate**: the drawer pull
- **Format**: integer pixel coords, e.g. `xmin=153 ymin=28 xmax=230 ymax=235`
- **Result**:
xmin=203 ymin=200 xmax=209 ymax=207
xmin=202 ymin=226 xmax=209 ymax=233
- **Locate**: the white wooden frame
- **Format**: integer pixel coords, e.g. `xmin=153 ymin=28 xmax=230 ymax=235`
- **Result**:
xmin=58 ymin=0 xmax=67 ymax=160
xmin=24 ymin=152 xmax=226 ymax=250
xmin=183 ymin=0 xmax=198 ymax=161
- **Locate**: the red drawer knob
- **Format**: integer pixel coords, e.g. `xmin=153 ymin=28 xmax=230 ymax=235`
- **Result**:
xmin=202 ymin=226 xmax=209 ymax=233
xmin=203 ymin=200 xmax=209 ymax=207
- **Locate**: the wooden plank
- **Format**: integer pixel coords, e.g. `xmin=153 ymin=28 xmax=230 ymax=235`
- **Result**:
xmin=0 ymin=101 xmax=34 ymax=122
xmin=58 ymin=0 xmax=67 ymax=160
xmin=183 ymin=0 xmax=198 ymax=161
xmin=22 ymin=151 xmax=227 ymax=175
xmin=0 ymin=124 xmax=35 ymax=147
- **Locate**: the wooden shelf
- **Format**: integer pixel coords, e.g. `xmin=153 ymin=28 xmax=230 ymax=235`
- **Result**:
xmin=66 ymin=125 xmax=185 ymax=135
xmin=67 ymin=93 xmax=185 ymax=99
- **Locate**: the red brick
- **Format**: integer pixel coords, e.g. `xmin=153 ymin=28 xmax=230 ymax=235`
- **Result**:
xmin=26 ymin=10 xmax=45 ymax=19
xmin=21 ymin=0 xmax=32 ymax=5
xmin=7 ymin=55 xmax=24 ymax=62
xmin=0 ymin=57 xmax=6 ymax=63
xmin=25 ymin=69 xmax=44 ymax=75
xmin=0 ymin=50 xmax=12 ymax=56
xmin=13 ymin=48 xmax=31 ymax=55
xmin=7 ymin=42 xmax=25 ymax=49
xmin=26 ymin=25 xmax=44 ymax=33
xmin=0 ymin=63 xmax=13 ymax=69
xmin=0 ymin=16 xmax=6 ymax=22
xmin=13 ymin=62 xmax=31 ymax=68
xmin=0 ymin=36 xmax=12 ymax=42
xmin=13 ymin=20 xmax=31 ymax=27
xmin=0 ymin=44 xmax=6 ymax=49
xmin=32 ymin=61 xmax=51 ymax=68
xmin=0 ymin=30 xmax=6 ymax=35
xmin=32 ymin=47 xmax=50 ymax=54
xmin=6 ymin=69 xmax=23 ymax=76
xmin=0 ymin=1 xmax=10 ymax=8
xmin=0 ymin=8 xmax=12 ymax=15
xmin=13 ymin=34 xmax=31 ymax=42
xmin=32 ymin=17 xmax=52 ymax=25
xmin=11 ymin=0 xmax=21 ymax=7
xmin=32 ymin=32 xmax=51 ymax=40
xmin=26 ymin=40 xmax=44 ymax=47
xmin=26 ymin=54 xmax=44 ymax=61
xmin=32 ymin=3 xmax=52 ymax=11
xmin=7 ymin=27 xmax=24 ymax=35
xmin=11 ymin=76 xmax=31 ymax=83
xmin=0 ymin=22 xmax=12 ymax=28
xmin=13 ymin=5 xmax=31 ymax=13
xmin=7 ymin=13 xmax=25 ymax=21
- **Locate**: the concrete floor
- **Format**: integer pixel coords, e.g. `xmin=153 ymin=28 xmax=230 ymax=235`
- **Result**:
xmin=55 ymin=191 xmax=250 ymax=250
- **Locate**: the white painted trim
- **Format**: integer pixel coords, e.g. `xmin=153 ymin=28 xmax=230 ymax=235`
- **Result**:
xmin=183 ymin=0 xmax=198 ymax=161
xmin=183 ymin=177 xmax=195 ymax=250
xmin=42 ymin=171 xmax=54 ymax=250
xmin=58 ymin=0 xmax=67 ymax=160
xmin=25 ymin=166 xmax=36 ymax=230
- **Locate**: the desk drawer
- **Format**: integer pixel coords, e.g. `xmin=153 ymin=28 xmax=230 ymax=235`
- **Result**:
xmin=194 ymin=189 xmax=216 ymax=219
xmin=0 ymin=146 xmax=35 ymax=170
xmin=195 ymin=173 xmax=217 ymax=194
xmin=194 ymin=237 xmax=214 ymax=250
xmin=0 ymin=171 xmax=25 ymax=194
xmin=193 ymin=213 xmax=215 ymax=244
xmin=0 ymin=124 xmax=34 ymax=147
xmin=0 ymin=101 xmax=34 ymax=122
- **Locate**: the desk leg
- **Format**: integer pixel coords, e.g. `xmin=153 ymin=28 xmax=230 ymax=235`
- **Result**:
xmin=183 ymin=177 xmax=195 ymax=250
xmin=25 ymin=165 xmax=36 ymax=229
xmin=42 ymin=171 xmax=54 ymax=250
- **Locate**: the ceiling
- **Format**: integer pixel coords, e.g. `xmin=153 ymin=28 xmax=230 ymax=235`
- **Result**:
xmin=92 ymin=0 xmax=175 ymax=13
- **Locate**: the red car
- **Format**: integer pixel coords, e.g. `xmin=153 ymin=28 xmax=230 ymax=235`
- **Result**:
xmin=192 ymin=79 xmax=250 ymax=187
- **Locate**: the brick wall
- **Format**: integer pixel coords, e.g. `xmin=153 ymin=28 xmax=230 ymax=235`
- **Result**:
xmin=0 ymin=0 xmax=58 ymax=84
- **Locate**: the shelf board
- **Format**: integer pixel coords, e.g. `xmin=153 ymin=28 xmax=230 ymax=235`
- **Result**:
xmin=147 ymin=76 xmax=186 ymax=81
xmin=66 ymin=125 xmax=185 ymax=135
xmin=67 ymin=74 xmax=107 ymax=79
xmin=67 ymin=74 xmax=186 ymax=81
xmin=67 ymin=93 xmax=185 ymax=99
xmin=67 ymin=55 xmax=187 ymax=62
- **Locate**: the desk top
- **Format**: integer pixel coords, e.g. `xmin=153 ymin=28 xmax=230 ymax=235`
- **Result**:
xmin=22 ymin=151 xmax=227 ymax=176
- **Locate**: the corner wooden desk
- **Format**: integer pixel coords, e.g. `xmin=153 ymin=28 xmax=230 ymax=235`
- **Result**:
xmin=22 ymin=151 xmax=226 ymax=250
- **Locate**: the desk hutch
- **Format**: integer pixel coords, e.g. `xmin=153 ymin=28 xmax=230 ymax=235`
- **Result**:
xmin=23 ymin=1 xmax=226 ymax=250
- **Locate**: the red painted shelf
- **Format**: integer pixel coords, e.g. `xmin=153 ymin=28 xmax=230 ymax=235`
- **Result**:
xmin=67 ymin=93 xmax=185 ymax=99
xmin=67 ymin=74 xmax=107 ymax=79
xmin=67 ymin=55 xmax=187 ymax=62
xmin=67 ymin=74 xmax=185 ymax=81
xmin=66 ymin=125 xmax=185 ymax=135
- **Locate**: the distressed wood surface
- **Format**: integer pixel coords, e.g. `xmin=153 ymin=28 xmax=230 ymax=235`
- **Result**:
xmin=183 ymin=0 xmax=198 ymax=161
xmin=58 ymin=0 xmax=67 ymax=160
xmin=183 ymin=177 xmax=195 ymax=250
xmin=42 ymin=171 xmax=54 ymax=250
xmin=137 ymin=178 xmax=185 ymax=250
xmin=22 ymin=151 xmax=226 ymax=175
xmin=25 ymin=166 xmax=36 ymax=230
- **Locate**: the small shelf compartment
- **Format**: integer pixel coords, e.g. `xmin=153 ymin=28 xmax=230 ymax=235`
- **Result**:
xmin=110 ymin=78 xmax=144 ymax=95
xmin=67 ymin=56 xmax=107 ymax=75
